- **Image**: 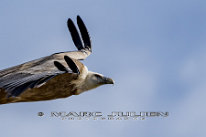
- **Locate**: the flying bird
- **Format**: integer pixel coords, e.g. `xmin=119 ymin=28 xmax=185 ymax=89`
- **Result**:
xmin=0 ymin=15 xmax=114 ymax=104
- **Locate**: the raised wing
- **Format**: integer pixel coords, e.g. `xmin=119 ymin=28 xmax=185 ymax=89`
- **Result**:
xmin=54 ymin=15 xmax=92 ymax=60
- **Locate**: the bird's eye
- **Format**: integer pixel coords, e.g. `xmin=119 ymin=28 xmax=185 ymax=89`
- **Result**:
xmin=94 ymin=74 xmax=101 ymax=79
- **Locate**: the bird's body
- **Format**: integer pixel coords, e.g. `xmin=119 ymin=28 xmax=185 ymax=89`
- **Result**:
xmin=0 ymin=16 xmax=114 ymax=104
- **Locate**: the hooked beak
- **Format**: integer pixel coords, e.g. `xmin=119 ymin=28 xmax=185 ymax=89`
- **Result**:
xmin=103 ymin=77 xmax=114 ymax=84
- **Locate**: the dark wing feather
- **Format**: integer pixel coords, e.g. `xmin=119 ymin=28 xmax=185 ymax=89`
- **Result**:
xmin=54 ymin=61 xmax=69 ymax=72
xmin=77 ymin=15 xmax=92 ymax=51
xmin=67 ymin=18 xmax=84 ymax=50
xmin=64 ymin=56 xmax=80 ymax=74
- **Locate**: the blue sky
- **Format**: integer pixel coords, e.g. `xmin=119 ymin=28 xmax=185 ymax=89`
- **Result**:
xmin=0 ymin=0 xmax=206 ymax=136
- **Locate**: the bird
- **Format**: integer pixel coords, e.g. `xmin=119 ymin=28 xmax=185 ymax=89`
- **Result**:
xmin=0 ymin=15 xmax=114 ymax=105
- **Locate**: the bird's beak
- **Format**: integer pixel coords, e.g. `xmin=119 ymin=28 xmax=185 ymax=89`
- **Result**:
xmin=103 ymin=77 xmax=114 ymax=84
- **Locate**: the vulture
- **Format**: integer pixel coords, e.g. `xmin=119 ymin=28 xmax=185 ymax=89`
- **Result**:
xmin=0 ymin=15 xmax=114 ymax=104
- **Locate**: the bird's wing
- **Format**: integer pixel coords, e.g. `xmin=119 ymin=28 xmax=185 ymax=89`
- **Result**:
xmin=54 ymin=15 xmax=92 ymax=60
xmin=0 ymin=72 xmax=59 ymax=97
xmin=0 ymin=56 xmax=79 ymax=97
xmin=0 ymin=15 xmax=89 ymax=97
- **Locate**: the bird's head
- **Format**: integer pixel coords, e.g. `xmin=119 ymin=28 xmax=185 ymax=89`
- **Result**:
xmin=84 ymin=71 xmax=114 ymax=90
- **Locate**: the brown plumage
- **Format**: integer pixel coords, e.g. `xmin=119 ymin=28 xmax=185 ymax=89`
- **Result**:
xmin=0 ymin=15 xmax=114 ymax=104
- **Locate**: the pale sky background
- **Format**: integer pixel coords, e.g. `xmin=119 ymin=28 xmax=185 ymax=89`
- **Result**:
xmin=0 ymin=0 xmax=206 ymax=137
